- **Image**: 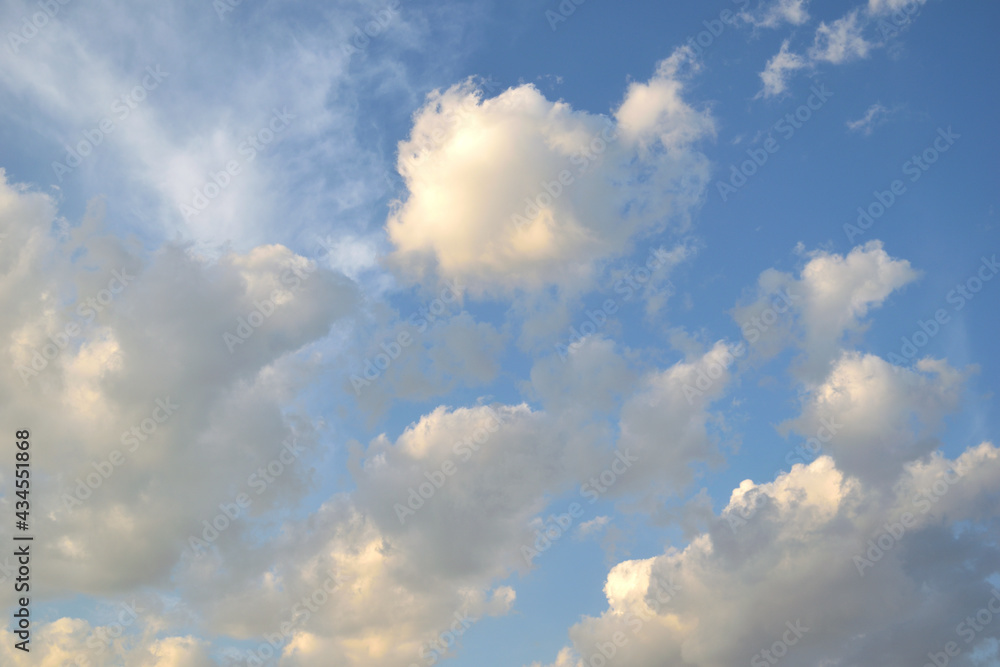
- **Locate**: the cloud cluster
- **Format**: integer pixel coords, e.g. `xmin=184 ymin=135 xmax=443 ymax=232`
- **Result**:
xmin=731 ymin=240 xmax=919 ymax=378
xmin=535 ymin=358 xmax=1000 ymax=666
xmin=0 ymin=171 xmax=357 ymax=600
xmin=755 ymin=0 xmax=928 ymax=97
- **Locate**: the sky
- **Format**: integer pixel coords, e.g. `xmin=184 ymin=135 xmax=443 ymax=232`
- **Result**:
xmin=0 ymin=0 xmax=999 ymax=665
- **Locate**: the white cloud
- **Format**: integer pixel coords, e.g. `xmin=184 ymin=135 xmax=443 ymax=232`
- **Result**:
xmin=755 ymin=7 xmax=883 ymax=98
xmin=781 ymin=353 xmax=967 ymax=484
xmin=613 ymin=342 xmax=738 ymax=497
xmin=386 ymin=48 xmax=713 ymax=296
xmin=739 ymin=0 xmax=811 ymax=28
xmin=577 ymin=515 xmax=611 ymax=538
xmin=174 ymin=401 xmax=586 ymax=666
xmin=756 ymin=40 xmax=808 ymax=98
xmin=732 ymin=240 xmax=920 ymax=379
xmin=0 ymin=617 xmax=214 ymax=667
xmin=809 ymin=9 xmax=872 ymax=63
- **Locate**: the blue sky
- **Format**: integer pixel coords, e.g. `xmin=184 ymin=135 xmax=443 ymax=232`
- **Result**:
xmin=0 ymin=0 xmax=999 ymax=665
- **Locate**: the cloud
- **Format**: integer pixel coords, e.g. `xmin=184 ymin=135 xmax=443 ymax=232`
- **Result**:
xmin=732 ymin=240 xmax=920 ymax=379
xmin=347 ymin=310 xmax=509 ymax=419
xmin=846 ymin=102 xmax=894 ymax=134
xmin=0 ymin=171 xmax=359 ymax=599
xmin=178 ymin=492 xmax=519 ymax=667
xmin=780 ymin=353 xmax=967 ymax=484
xmin=528 ymin=335 xmax=636 ymax=416
xmin=755 ymin=1 xmax=926 ymax=98
xmin=173 ymin=400 xmax=583 ymax=666
xmin=739 ymin=0 xmax=811 ymax=28
xmin=613 ymin=342 xmax=738 ymax=498
xmin=0 ymin=599 xmax=217 ymax=667
xmin=577 ymin=515 xmax=611 ymax=538
xmin=867 ymin=0 xmax=928 ymax=16
xmin=809 ymin=9 xmax=872 ymax=63
xmin=0 ymin=0 xmax=461 ymax=254
xmin=386 ymin=48 xmax=713 ymax=296
xmin=757 ymin=40 xmax=808 ymax=98
xmin=754 ymin=8 xmax=875 ymax=98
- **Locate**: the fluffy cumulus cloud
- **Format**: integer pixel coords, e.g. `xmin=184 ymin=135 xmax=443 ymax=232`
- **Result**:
xmin=731 ymin=240 xmax=919 ymax=379
xmin=529 ymin=225 xmax=998 ymax=666
xmin=386 ymin=48 xmax=713 ymax=296
xmin=0 ymin=171 xmax=536 ymax=666
xmin=173 ymin=401 xmax=591 ymax=666
xmin=613 ymin=342 xmax=738 ymax=498
xmin=177 ymin=340 xmax=758 ymax=664
xmin=528 ymin=335 xmax=636 ymax=417
xmin=0 ymin=169 xmax=354 ymax=603
xmin=535 ymin=371 xmax=1000 ymax=667
xmin=178 ymin=494 xmax=518 ymax=667
xmin=781 ymin=353 xmax=967 ymax=483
